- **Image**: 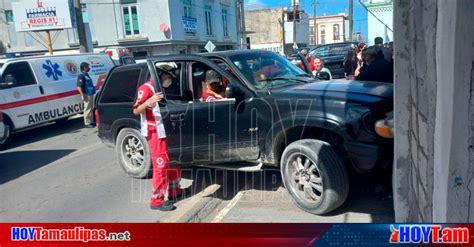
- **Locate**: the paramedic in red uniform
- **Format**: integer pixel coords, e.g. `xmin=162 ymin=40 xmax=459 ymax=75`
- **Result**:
xmin=133 ymin=63 xmax=183 ymax=211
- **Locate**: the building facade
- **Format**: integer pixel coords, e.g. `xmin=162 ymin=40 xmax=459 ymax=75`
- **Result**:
xmin=365 ymin=0 xmax=393 ymax=45
xmin=0 ymin=0 xmax=239 ymax=56
xmin=245 ymin=7 xmax=309 ymax=55
xmin=308 ymin=14 xmax=349 ymax=45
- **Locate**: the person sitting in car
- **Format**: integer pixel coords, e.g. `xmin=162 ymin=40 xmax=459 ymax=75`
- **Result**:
xmin=312 ymin=56 xmax=333 ymax=80
xmin=201 ymin=70 xmax=226 ymax=102
xmin=155 ymin=62 xmax=180 ymax=97
xmin=255 ymin=59 xmax=285 ymax=82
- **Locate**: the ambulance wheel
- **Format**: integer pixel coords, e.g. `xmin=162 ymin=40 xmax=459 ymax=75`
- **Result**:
xmin=0 ymin=122 xmax=12 ymax=150
xmin=116 ymin=128 xmax=152 ymax=179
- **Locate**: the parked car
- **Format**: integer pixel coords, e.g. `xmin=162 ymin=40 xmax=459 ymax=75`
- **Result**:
xmin=0 ymin=53 xmax=115 ymax=149
xmin=95 ymin=50 xmax=393 ymax=215
xmin=310 ymin=42 xmax=358 ymax=79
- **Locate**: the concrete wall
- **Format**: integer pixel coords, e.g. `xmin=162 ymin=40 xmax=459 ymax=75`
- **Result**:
xmin=432 ymin=0 xmax=474 ymax=223
xmin=245 ymin=8 xmax=309 ymax=52
xmin=86 ymin=0 xmax=123 ymax=47
xmin=245 ymin=8 xmax=283 ymax=45
xmin=394 ymin=0 xmax=474 ymax=222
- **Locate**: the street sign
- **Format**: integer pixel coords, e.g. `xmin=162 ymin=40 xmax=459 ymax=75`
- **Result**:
xmin=205 ymin=41 xmax=216 ymax=53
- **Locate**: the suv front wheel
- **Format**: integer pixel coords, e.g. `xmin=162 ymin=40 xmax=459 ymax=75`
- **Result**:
xmin=281 ymin=139 xmax=349 ymax=215
xmin=116 ymin=128 xmax=152 ymax=179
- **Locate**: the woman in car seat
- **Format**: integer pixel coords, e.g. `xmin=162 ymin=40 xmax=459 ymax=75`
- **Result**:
xmin=201 ymin=70 xmax=225 ymax=102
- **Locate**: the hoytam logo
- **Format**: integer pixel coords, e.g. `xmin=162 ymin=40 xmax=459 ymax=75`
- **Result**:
xmin=390 ymin=225 xmax=469 ymax=244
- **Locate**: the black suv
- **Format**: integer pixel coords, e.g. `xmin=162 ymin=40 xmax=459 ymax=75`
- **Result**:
xmin=310 ymin=42 xmax=358 ymax=79
xmin=95 ymin=50 xmax=393 ymax=215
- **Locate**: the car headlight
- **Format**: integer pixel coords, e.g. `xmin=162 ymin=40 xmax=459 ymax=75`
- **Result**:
xmin=375 ymin=118 xmax=394 ymax=138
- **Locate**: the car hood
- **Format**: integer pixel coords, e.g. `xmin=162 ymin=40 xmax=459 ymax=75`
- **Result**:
xmin=277 ymin=79 xmax=393 ymax=101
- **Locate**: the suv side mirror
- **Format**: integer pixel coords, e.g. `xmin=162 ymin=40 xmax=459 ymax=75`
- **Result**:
xmin=0 ymin=74 xmax=17 ymax=89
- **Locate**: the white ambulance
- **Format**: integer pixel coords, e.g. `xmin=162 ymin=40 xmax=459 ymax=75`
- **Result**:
xmin=0 ymin=53 xmax=115 ymax=149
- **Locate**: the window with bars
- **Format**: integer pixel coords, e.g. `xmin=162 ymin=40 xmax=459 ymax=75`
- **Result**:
xmin=333 ymin=24 xmax=340 ymax=40
xmin=183 ymin=0 xmax=192 ymax=18
xmin=122 ymin=5 xmax=140 ymax=36
xmin=5 ymin=10 xmax=13 ymax=23
xmin=222 ymin=9 xmax=228 ymax=37
xmin=205 ymin=6 xmax=212 ymax=35
xmin=320 ymin=25 xmax=326 ymax=44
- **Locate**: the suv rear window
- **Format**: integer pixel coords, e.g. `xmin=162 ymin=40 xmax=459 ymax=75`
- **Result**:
xmin=100 ymin=68 xmax=142 ymax=104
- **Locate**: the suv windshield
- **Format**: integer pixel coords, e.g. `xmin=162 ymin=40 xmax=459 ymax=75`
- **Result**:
xmin=228 ymin=52 xmax=308 ymax=89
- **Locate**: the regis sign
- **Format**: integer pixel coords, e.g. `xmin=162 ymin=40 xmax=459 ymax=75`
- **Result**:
xmin=12 ymin=0 xmax=72 ymax=32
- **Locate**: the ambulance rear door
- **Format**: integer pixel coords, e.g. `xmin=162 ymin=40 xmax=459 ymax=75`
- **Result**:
xmin=85 ymin=54 xmax=115 ymax=90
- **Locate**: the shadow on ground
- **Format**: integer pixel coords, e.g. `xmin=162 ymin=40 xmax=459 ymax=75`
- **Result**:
xmin=0 ymin=149 xmax=76 ymax=184
xmin=175 ymin=164 xmax=394 ymax=222
xmin=4 ymin=118 xmax=85 ymax=150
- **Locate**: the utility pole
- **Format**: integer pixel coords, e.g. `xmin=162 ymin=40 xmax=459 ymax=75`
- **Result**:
xmin=45 ymin=30 xmax=53 ymax=54
xmin=312 ymin=0 xmax=317 ymax=45
xmin=278 ymin=8 xmax=286 ymax=55
xmin=235 ymin=0 xmax=247 ymax=49
xmin=292 ymin=0 xmax=297 ymax=52
xmin=73 ymin=0 xmax=89 ymax=53
xmin=349 ymin=0 xmax=353 ymax=41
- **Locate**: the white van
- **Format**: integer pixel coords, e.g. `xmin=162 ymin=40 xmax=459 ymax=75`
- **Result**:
xmin=0 ymin=53 xmax=115 ymax=149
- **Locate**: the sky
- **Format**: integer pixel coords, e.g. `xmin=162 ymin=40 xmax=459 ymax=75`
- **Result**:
xmin=244 ymin=0 xmax=368 ymax=41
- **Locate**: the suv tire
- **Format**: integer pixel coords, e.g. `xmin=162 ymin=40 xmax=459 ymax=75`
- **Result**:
xmin=281 ymin=139 xmax=349 ymax=215
xmin=116 ymin=128 xmax=152 ymax=179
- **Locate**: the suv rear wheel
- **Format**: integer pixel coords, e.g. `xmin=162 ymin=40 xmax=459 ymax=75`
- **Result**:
xmin=116 ymin=128 xmax=152 ymax=178
xmin=281 ymin=139 xmax=349 ymax=215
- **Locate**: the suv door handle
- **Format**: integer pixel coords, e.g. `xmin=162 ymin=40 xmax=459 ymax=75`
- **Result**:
xmin=170 ymin=113 xmax=185 ymax=121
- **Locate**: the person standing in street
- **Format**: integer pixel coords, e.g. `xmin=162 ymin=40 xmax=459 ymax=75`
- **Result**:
xmin=133 ymin=63 xmax=183 ymax=211
xmin=76 ymin=62 xmax=96 ymax=128
xmin=355 ymin=46 xmax=393 ymax=83
xmin=312 ymin=57 xmax=333 ymax=80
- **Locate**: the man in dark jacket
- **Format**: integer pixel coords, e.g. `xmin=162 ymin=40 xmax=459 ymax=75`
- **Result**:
xmin=355 ymin=46 xmax=393 ymax=83
xmin=76 ymin=62 xmax=96 ymax=127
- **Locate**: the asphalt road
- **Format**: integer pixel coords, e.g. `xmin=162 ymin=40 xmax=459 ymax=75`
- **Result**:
xmin=0 ymin=116 xmax=394 ymax=223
